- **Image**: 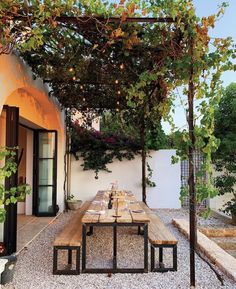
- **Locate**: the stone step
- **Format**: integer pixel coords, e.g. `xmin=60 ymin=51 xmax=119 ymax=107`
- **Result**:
xmin=172 ymin=218 xmax=236 ymax=282
xmin=211 ymin=237 xmax=236 ymax=250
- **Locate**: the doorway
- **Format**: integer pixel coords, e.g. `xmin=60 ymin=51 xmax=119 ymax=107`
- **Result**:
xmin=1 ymin=105 xmax=58 ymax=254
xmin=33 ymin=130 xmax=58 ymax=216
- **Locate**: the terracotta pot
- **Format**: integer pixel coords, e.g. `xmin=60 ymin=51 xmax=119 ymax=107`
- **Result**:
xmin=231 ymin=212 xmax=236 ymax=225
xmin=67 ymin=200 xmax=82 ymax=210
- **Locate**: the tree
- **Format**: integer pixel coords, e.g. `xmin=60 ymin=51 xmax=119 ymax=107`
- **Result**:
xmin=214 ymin=83 xmax=236 ymax=223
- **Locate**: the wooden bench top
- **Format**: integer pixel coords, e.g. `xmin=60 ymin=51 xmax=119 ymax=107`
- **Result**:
xmin=139 ymin=202 xmax=177 ymax=245
xmin=54 ymin=201 xmax=91 ymax=247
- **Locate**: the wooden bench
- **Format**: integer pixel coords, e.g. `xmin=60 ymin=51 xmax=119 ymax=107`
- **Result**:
xmin=53 ymin=201 xmax=91 ymax=275
xmin=139 ymin=202 xmax=178 ymax=272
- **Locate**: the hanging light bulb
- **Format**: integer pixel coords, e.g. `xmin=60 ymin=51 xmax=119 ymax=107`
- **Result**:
xmin=72 ymin=76 xmax=76 ymax=81
xmin=69 ymin=67 xmax=74 ymax=72
xmin=115 ymin=79 xmax=119 ymax=84
xmin=120 ymin=63 xmax=124 ymax=70
xmin=83 ymin=97 xmax=86 ymax=102
xmin=80 ymin=85 xmax=83 ymax=90
xmin=117 ymin=101 xmax=120 ymax=105
xmin=117 ymin=90 xmax=121 ymax=95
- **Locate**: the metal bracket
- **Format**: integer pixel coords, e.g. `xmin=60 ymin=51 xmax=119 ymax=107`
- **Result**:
xmin=53 ymin=246 xmax=80 ymax=275
xmin=150 ymin=244 xmax=177 ymax=272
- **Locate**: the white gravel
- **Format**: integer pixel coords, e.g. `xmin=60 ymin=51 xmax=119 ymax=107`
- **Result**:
xmin=3 ymin=209 xmax=236 ymax=289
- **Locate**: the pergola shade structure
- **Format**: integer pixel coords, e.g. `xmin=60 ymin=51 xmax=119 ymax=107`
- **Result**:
xmin=0 ymin=1 xmax=234 ymax=287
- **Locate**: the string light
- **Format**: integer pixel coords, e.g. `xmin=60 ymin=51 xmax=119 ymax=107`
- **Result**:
xmin=83 ymin=97 xmax=86 ymax=102
xmin=69 ymin=67 xmax=73 ymax=72
xmin=115 ymin=79 xmax=119 ymax=84
xmin=80 ymin=85 xmax=83 ymax=90
xmin=117 ymin=90 xmax=121 ymax=95
xmin=72 ymin=76 xmax=76 ymax=80
xmin=120 ymin=63 xmax=124 ymax=70
xmin=116 ymin=101 xmax=120 ymax=105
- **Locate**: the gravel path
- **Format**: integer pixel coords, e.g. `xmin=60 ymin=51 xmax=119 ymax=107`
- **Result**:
xmin=3 ymin=210 xmax=236 ymax=289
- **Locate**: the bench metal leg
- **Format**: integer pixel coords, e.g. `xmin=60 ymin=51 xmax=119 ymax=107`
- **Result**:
xmin=76 ymin=247 xmax=80 ymax=274
xmin=53 ymin=246 xmax=80 ymax=275
xmin=173 ymin=245 xmax=177 ymax=271
xmin=53 ymin=247 xmax=58 ymax=274
xmin=151 ymin=245 xmax=155 ymax=271
xmin=150 ymin=244 xmax=177 ymax=272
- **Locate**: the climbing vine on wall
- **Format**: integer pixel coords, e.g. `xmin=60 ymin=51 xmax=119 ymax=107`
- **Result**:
xmin=70 ymin=121 xmax=141 ymax=178
xmin=0 ymin=147 xmax=30 ymax=222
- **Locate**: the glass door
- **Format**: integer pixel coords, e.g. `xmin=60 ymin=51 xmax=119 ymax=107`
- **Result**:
xmin=34 ymin=131 xmax=57 ymax=216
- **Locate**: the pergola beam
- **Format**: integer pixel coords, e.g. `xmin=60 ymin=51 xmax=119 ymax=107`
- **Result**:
xmin=10 ymin=14 xmax=176 ymax=25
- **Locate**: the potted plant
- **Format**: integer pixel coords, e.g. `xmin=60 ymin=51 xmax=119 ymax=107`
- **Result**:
xmin=66 ymin=194 xmax=82 ymax=210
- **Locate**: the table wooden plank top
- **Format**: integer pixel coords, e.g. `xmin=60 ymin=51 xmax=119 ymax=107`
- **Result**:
xmin=82 ymin=190 xmax=150 ymax=224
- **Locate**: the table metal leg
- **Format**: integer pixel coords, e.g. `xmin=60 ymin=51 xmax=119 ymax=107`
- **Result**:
xmin=82 ymin=224 xmax=87 ymax=272
xmin=113 ymin=224 xmax=117 ymax=270
xmin=68 ymin=249 xmax=72 ymax=265
xmin=82 ymin=222 xmax=149 ymax=273
xmin=159 ymin=247 xmax=163 ymax=264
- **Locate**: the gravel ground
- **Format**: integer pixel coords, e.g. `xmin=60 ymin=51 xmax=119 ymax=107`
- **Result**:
xmin=2 ymin=209 xmax=236 ymax=289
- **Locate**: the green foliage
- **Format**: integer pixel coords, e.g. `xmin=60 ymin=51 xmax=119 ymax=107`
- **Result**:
xmin=214 ymin=83 xmax=236 ymax=215
xmin=100 ymin=111 xmax=139 ymax=140
xmin=0 ymin=0 xmax=235 ymax=215
xmin=100 ymin=111 xmax=168 ymax=150
xmin=0 ymin=147 xmax=31 ymax=222
xmin=67 ymin=194 xmax=75 ymax=201
xmin=70 ymin=111 xmax=168 ymax=180
xmin=70 ymin=121 xmax=141 ymax=178
xmin=146 ymin=162 xmax=156 ymax=188
xmin=222 ymin=198 xmax=236 ymax=215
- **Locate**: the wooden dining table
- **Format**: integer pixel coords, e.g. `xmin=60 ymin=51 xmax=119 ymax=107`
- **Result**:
xmin=81 ymin=190 xmax=150 ymax=273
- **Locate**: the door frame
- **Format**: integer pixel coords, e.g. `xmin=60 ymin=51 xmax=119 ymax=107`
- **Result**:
xmin=33 ymin=130 xmax=58 ymax=217
xmin=3 ymin=105 xmax=19 ymax=255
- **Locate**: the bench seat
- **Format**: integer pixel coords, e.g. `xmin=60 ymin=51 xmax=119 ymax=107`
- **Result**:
xmin=139 ymin=202 xmax=178 ymax=272
xmin=53 ymin=201 xmax=91 ymax=275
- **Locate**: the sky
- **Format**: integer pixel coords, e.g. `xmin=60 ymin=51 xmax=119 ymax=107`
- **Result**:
xmin=162 ymin=0 xmax=236 ymax=133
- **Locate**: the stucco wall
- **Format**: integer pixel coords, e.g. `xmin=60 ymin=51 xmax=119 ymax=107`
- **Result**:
xmin=0 ymin=53 xmax=66 ymax=214
xmin=70 ymin=149 xmax=181 ymax=209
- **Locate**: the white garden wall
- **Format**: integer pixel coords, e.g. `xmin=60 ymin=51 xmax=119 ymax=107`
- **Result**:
xmin=70 ymin=149 xmax=181 ymax=209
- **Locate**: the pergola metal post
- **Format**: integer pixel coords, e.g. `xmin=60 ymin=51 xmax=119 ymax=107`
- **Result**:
xmin=188 ymin=34 xmax=197 ymax=288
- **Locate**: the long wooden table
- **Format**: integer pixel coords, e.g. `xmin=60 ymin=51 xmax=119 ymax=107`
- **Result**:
xmin=81 ymin=190 xmax=150 ymax=273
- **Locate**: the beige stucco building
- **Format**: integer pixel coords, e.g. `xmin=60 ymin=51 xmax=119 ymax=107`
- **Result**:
xmin=0 ymin=53 xmax=66 ymax=254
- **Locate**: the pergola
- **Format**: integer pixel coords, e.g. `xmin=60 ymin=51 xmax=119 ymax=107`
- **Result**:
xmin=1 ymin=1 xmax=232 ymax=287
